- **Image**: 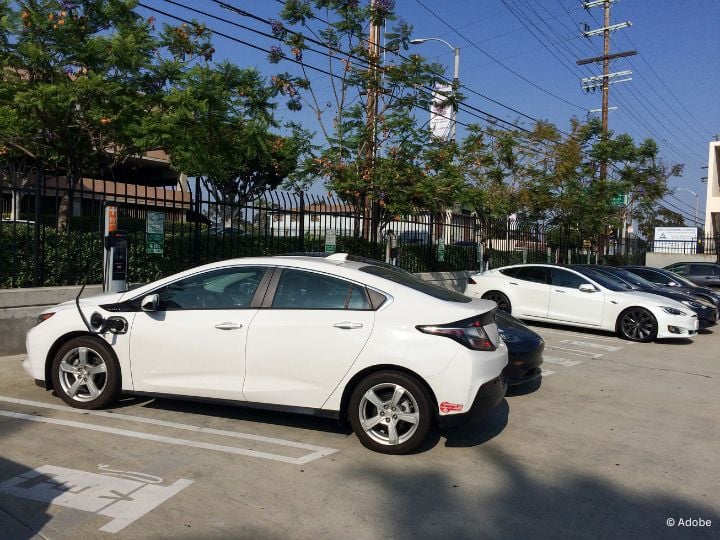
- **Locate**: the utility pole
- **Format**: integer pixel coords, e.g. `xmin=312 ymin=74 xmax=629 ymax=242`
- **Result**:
xmin=364 ymin=0 xmax=381 ymax=241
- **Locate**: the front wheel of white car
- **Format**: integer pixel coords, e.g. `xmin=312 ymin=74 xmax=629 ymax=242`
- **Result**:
xmin=51 ymin=336 xmax=121 ymax=409
xmin=349 ymin=371 xmax=433 ymax=454
xmin=617 ymin=308 xmax=658 ymax=342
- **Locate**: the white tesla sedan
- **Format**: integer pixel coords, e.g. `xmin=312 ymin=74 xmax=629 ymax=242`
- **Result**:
xmin=24 ymin=254 xmax=507 ymax=454
xmin=465 ymin=264 xmax=699 ymax=342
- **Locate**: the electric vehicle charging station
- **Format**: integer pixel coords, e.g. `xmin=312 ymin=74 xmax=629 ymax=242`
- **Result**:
xmin=103 ymin=204 xmax=128 ymax=293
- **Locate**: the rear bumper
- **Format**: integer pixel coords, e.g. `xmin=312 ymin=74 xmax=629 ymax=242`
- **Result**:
xmin=438 ymin=375 xmax=506 ymax=429
xmin=503 ymin=341 xmax=544 ymax=386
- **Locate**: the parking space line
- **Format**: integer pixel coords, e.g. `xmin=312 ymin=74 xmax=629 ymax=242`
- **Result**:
xmin=0 ymin=396 xmax=338 ymax=465
xmin=541 ymin=370 xmax=555 ymax=377
xmin=534 ymin=328 xmax=635 ymax=344
xmin=558 ymin=339 xmax=622 ymax=352
xmin=545 ymin=346 xmax=603 ymax=359
xmin=542 ymin=356 xmax=583 ymax=367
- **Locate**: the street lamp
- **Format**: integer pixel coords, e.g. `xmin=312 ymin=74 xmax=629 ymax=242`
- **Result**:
xmin=409 ymin=37 xmax=460 ymax=141
xmin=675 ymin=187 xmax=699 ymax=227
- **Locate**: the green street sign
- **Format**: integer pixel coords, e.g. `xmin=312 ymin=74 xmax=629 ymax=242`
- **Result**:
xmin=146 ymin=211 xmax=165 ymax=254
xmin=325 ymin=229 xmax=337 ymax=254
xmin=612 ymin=194 xmax=626 ymax=206
xmin=437 ymin=238 xmax=445 ymax=262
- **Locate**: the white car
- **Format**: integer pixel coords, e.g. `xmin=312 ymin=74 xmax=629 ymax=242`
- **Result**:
xmin=465 ymin=264 xmax=699 ymax=342
xmin=24 ymin=254 xmax=507 ymax=454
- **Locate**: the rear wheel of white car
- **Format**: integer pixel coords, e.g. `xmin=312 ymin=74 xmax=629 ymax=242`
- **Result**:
xmin=617 ymin=308 xmax=658 ymax=342
xmin=482 ymin=291 xmax=511 ymax=314
xmin=51 ymin=336 xmax=121 ymax=409
xmin=349 ymin=371 xmax=433 ymax=455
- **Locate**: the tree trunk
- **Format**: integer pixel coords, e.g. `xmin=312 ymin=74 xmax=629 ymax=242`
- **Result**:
xmin=57 ymin=174 xmax=74 ymax=232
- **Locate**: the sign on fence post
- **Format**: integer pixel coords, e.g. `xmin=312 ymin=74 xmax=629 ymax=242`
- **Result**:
xmin=325 ymin=229 xmax=337 ymax=254
xmin=437 ymin=237 xmax=445 ymax=262
xmin=522 ymin=247 xmax=528 ymax=264
xmin=546 ymin=247 xmax=552 ymax=263
xmin=653 ymin=227 xmax=698 ymax=253
xmin=146 ymin=211 xmax=165 ymax=255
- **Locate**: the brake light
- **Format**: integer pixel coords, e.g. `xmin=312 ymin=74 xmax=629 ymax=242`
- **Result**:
xmin=417 ymin=316 xmax=496 ymax=351
xmin=467 ymin=277 xmax=477 ymax=284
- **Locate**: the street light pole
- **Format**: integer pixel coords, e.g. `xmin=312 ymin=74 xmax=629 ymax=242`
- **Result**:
xmin=675 ymin=187 xmax=699 ymax=227
xmin=409 ymin=37 xmax=460 ymax=141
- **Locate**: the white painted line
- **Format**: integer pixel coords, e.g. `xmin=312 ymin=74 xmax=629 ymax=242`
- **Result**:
xmin=535 ymin=327 xmax=634 ymax=344
xmin=542 ymin=355 xmax=583 ymax=367
xmin=545 ymin=346 xmax=603 ymax=359
xmin=0 ymin=409 xmax=335 ymax=465
xmin=0 ymin=396 xmax=338 ymax=464
xmin=541 ymin=370 xmax=555 ymax=377
xmin=559 ymin=339 xmax=622 ymax=352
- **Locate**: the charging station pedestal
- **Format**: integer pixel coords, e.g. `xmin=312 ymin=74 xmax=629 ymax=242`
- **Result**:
xmin=103 ymin=204 xmax=128 ymax=293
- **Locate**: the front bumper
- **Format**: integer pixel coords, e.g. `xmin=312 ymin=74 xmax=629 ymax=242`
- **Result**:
xmin=656 ymin=312 xmax=699 ymax=339
xmin=438 ymin=375 xmax=507 ymax=429
xmin=696 ymin=306 xmax=718 ymax=328
xmin=503 ymin=341 xmax=544 ymax=386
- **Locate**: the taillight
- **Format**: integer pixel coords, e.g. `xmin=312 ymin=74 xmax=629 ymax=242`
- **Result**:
xmin=417 ymin=316 xmax=496 ymax=351
xmin=467 ymin=277 xmax=477 ymax=285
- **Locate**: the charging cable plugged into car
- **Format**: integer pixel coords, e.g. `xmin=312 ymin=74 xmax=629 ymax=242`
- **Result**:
xmin=74 ymin=284 xmax=128 ymax=335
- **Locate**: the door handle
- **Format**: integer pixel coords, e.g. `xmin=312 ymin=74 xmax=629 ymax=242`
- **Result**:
xmin=333 ymin=322 xmax=364 ymax=330
xmin=554 ymin=289 xmax=566 ymax=293
xmin=214 ymin=322 xmax=243 ymax=330
xmin=509 ymin=282 xmax=518 ymax=286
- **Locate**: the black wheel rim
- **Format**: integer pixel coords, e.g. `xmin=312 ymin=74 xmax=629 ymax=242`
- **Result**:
xmin=487 ymin=293 xmax=510 ymax=313
xmin=621 ymin=310 xmax=654 ymax=340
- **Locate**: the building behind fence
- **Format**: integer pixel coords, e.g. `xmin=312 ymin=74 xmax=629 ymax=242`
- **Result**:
xmin=2 ymin=171 xmax=718 ymax=288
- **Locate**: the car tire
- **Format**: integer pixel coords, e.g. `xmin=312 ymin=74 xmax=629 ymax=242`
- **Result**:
xmin=617 ymin=308 xmax=658 ymax=342
xmin=349 ymin=371 xmax=433 ymax=455
xmin=51 ymin=336 xmax=121 ymax=409
xmin=482 ymin=291 xmax=512 ymax=314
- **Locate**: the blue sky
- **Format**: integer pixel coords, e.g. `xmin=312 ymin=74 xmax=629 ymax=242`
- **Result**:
xmin=138 ymin=0 xmax=719 ymax=226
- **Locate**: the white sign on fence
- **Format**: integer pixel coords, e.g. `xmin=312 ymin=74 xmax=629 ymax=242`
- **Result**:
xmin=653 ymin=226 xmax=698 ymax=253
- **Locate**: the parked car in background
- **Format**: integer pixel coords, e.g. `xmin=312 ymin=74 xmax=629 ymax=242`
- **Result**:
xmin=621 ymin=265 xmax=720 ymax=310
xmin=25 ymin=253 xmax=507 ymax=454
xmin=663 ymin=262 xmax=720 ymax=288
xmin=570 ymin=265 xmax=717 ymax=329
xmin=495 ymin=310 xmax=544 ymax=386
xmin=465 ymin=264 xmax=699 ymax=341
xmin=398 ymin=231 xmax=431 ymax=245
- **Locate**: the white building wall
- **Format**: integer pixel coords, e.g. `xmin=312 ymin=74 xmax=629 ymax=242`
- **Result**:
xmin=704 ymin=141 xmax=720 ymax=236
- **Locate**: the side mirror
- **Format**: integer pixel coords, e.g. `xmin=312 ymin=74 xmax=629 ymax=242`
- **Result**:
xmin=667 ymin=282 xmax=678 ymax=287
xmin=141 ymin=294 xmax=159 ymax=312
xmin=579 ymin=284 xmax=597 ymax=293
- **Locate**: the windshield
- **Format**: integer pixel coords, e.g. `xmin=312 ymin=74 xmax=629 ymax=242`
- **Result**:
xmin=662 ymin=269 xmax=700 ymax=287
xmin=605 ymin=268 xmax=659 ymax=289
xmin=357 ymin=263 xmax=472 ymax=303
xmin=572 ymin=267 xmax=630 ymax=292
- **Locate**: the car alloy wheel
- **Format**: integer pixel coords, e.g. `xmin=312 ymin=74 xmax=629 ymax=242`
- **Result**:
xmin=349 ymin=371 xmax=433 ymax=454
xmin=51 ymin=336 xmax=121 ymax=409
xmin=483 ymin=291 xmax=511 ymax=314
xmin=619 ymin=308 xmax=657 ymax=342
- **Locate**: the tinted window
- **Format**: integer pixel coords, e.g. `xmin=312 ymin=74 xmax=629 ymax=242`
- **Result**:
xmin=690 ymin=265 xmax=720 ymax=276
xmin=156 ymin=267 xmax=266 ymax=310
xmin=272 ymin=269 xmax=370 ymax=310
xmin=550 ymin=268 xmax=590 ymax=289
xmin=359 ymin=264 xmax=472 ymax=303
xmin=500 ymin=268 xmax=519 ymax=278
xmin=629 ymin=268 xmax=666 ymax=284
xmin=515 ymin=266 xmax=548 ymax=284
xmin=667 ymin=264 xmax=687 ymax=275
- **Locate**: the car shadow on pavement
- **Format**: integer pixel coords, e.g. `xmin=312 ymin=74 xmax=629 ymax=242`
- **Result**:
xmin=441 ymin=399 xmax=509 ymax=448
xmin=655 ymin=338 xmax=694 ymax=346
xmin=505 ymin=377 xmax=542 ymax=397
xmin=138 ymin=397 xmax=352 ymax=435
xmin=352 ymin=445 xmax=720 ymax=538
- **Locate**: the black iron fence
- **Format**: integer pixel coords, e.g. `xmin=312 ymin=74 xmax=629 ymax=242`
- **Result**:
xmin=1 ymin=171 xmax=675 ymax=288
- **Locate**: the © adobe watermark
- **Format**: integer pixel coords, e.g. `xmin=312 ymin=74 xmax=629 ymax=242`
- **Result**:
xmin=666 ymin=517 xmax=712 ymax=528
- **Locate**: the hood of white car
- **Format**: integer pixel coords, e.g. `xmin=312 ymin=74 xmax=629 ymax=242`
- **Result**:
xmin=617 ymin=290 xmax=688 ymax=310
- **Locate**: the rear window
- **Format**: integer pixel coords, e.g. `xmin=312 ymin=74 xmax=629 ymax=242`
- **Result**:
xmin=358 ymin=264 xmax=472 ymax=303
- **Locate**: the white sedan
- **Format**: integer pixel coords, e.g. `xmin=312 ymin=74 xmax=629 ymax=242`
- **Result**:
xmin=24 ymin=254 xmax=507 ymax=454
xmin=465 ymin=264 xmax=699 ymax=342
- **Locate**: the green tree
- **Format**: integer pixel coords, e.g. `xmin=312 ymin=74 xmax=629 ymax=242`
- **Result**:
xmin=0 ymin=0 xmax=212 ymax=231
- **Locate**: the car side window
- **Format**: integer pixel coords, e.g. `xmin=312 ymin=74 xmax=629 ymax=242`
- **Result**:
xmin=550 ymin=268 xmax=590 ymax=289
xmin=155 ymin=267 xmax=267 ymax=310
xmin=272 ymin=269 xmax=371 ymax=310
xmin=689 ymin=265 xmax=710 ymax=276
xmin=632 ymin=268 xmax=662 ymax=283
xmin=514 ymin=266 xmax=547 ymax=284
xmin=500 ymin=268 xmax=518 ymax=278
xmin=669 ymin=264 xmax=687 ymax=275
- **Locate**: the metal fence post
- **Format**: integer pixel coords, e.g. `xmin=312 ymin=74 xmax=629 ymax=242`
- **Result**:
xmin=298 ymin=191 xmax=305 ymax=252
xmin=33 ymin=162 xmax=43 ymax=287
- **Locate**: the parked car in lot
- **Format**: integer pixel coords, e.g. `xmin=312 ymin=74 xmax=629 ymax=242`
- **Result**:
xmin=495 ymin=310 xmax=544 ymax=386
xmin=663 ymin=262 xmax=720 ymax=288
xmin=465 ymin=264 xmax=699 ymax=342
xmin=24 ymin=254 xmax=507 ymax=454
xmin=621 ymin=265 xmax=720 ymax=310
xmin=570 ymin=265 xmax=718 ymax=329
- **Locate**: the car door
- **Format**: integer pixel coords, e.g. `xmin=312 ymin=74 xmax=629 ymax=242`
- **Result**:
xmin=243 ymin=268 xmax=374 ymax=408
xmin=689 ymin=265 xmax=720 ymax=287
xmin=129 ymin=266 xmax=270 ymax=400
xmin=508 ymin=266 xmax=551 ymax=319
xmin=548 ymin=268 xmax=604 ymax=326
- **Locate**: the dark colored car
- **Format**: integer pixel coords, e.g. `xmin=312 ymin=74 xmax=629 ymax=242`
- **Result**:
xmin=663 ymin=262 xmax=720 ymax=288
xmin=495 ymin=310 xmax=544 ymax=386
xmin=621 ymin=266 xmax=720 ymax=311
xmin=572 ymin=265 xmax=718 ymax=328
